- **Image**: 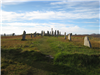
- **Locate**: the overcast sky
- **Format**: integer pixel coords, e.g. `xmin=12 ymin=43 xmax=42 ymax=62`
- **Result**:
xmin=0 ymin=0 xmax=100 ymax=35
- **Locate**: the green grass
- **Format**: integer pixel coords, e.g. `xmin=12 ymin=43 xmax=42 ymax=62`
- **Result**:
xmin=1 ymin=35 xmax=100 ymax=75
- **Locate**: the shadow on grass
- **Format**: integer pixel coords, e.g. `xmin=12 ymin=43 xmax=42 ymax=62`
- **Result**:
xmin=92 ymin=47 xmax=100 ymax=49
xmin=1 ymin=48 xmax=100 ymax=75
xmin=21 ymin=39 xmax=27 ymax=41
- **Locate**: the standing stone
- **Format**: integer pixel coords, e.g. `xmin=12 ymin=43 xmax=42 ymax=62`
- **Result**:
xmin=52 ymin=31 xmax=53 ymax=36
xmin=59 ymin=32 xmax=61 ymax=36
xmin=57 ymin=30 xmax=59 ymax=37
xmin=31 ymin=33 xmax=32 ymax=38
xmin=12 ymin=33 xmax=15 ymax=36
xmin=47 ymin=31 xmax=49 ymax=36
xmin=41 ymin=31 xmax=43 ymax=36
xmin=68 ymin=33 xmax=71 ymax=41
xmin=44 ymin=31 xmax=45 ymax=36
xmin=70 ymin=33 xmax=72 ymax=36
xmin=43 ymin=31 xmax=45 ymax=36
xmin=55 ymin=30 xmax=56 ymax=37
xmin=37 ymin=33 xmax=39 ymax=36
xmin=22 ymin=31 xmax=26 ymax=40
xmin=51 ymin=28 xmax=53 ymax=36
xmin=4 ymin=33 xmax=6 ymax=36
xmin=34 ymin=32 xmax=36 ymax=37
xmin=50 ymin=31 xmax=51 ymax=36
xmin=64 ymin=32 xmax=66 ymax=39
xmin=57 ymin=30 xmax=59 ymax=36
xmin=84 ymin=36 xmax=92 ymax=48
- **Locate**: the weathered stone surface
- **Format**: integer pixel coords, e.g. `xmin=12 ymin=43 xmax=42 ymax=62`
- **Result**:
xmin=51 ymin=31 xmax=53 ymax=36
xmin=31 ymin=33 xmax=32 ymax=37
xmin=57 ymin=30 xmax=59 ymax=36
xmin=38 ymin=33 xmax=39 ymax=36
xmin=84 ymin=36 xmax=92 ymax=48
xmin=12 ymin=33 xmax=15 ymax=36
xmin=64 ymin=32 xmax=66 ymax=39
xmin=4 ymin=33 xmax=6 ymax=36
xmin=22 ymin=31 xmax=26 ymax=40
xmin=68 ymin=33 xmax=71 ymax=41
xmin=70 ymin=33 xmax=72 ymax=36
xmin=47 ymin=31 xmax=49 ymax=36
xmin=57 ymin=30 xmax=59 ymax=37
xmin=59 ymin=32 xmax=61 ymax=36
xmin=50 ymin=32 xmax=51 ymax=35
xmin=34 ymin=32 xmax=36 ymax=37
xmin=51 ymin=28 xmax=53 ymax=36
xmin=41 ymin=31 xmax=43 ymax=36
xmin=55 ymin=30 xmax=56 ymax=37
xmin=43 ymin=31 xmax=45 ymax=36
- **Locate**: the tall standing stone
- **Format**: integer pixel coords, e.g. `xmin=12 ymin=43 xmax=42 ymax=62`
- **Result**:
xmin=12 ymin=33 xmax=15 ymax=36
xmin=51 ymin=28 xmax=53 ymax=36
xmin=47 ymin=31 xmax=49 ymax=36
xmin=55 ymin=30 xmax=56 ymax=37
xmin=43 ymin=31 xmax=45 ymax=36
xmin=57 ymin=30 xmax=59 ymax=36
xmin=52 ymin=31 xmax=53 ymax=36
xmin=41 ymin=31 xmax=43 ymax=36
xmin=57 ymin=30 xmax=59 ymax=37
xmin=50 ymin=31 xmax=51 ymax=36
xmin=34 ymin=32 xmax=36 ymax=37
xmin=84 ymin=36 xmax=92 ymax=48
xmin=31 ymin=33 xmax=32 ymax=38
xmin=22 ymin=31 xmax=26 ymax=40
xmin=68 ymin=33 xmax=71 ymax=41
xmin=59 ymin=32 xmax=61 ymax=36
xmin=64 ymin=32 xmax=66 ymax=39
xmin=4 ymin=33 xmax=6 ymax=36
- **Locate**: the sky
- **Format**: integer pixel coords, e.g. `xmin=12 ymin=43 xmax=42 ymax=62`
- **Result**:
xmin=0 ymin=0 xmax=100 ymax=35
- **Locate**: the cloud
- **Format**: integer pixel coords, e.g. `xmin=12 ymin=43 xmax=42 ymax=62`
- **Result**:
xmin=2 ymin=11 xmax=25 ymax=21
xmin=1 ymin=22 xmax=99 ymax=35
xmin=1 ymin=10 xmax=99 ymax=22
xmin=1 ymin=0 xmax=32 ymax=5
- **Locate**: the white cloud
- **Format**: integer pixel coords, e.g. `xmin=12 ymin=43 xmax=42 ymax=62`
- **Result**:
xmin=1 ymin=0 xmax=30 ymax=5
xmin=2 ymin=10 xmax=24 ymax=21
xmin=50 ymin=1 xmax=99 ymax=14
xmin=1 ymin=22 xmax=99 ymax=35
xmin=1 ymin=10 xmax=99 ymax=22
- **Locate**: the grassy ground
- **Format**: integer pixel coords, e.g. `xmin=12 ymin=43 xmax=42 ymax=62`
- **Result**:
xmin=1 ymin=35 xmax=100 ymax=75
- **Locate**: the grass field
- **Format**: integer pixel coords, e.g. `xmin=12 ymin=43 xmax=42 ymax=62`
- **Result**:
xmin=1 ymin=35 xmax=100 ymax=75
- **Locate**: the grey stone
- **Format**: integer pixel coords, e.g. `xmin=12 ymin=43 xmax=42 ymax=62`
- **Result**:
xmin=50 ymin=31 xmax=51 ymax=35
xmin=57 ymin=30 xmax=59 ymax=36
xmin=64 ymin=32 xmax=66 ymax=39
xmin=47 ymin=31 xmax=49 ymax=36
xmin=59 ymin=32 xmax=61 ymax=36
xmin=68 ymin=33 xmax=71 ymax=41
xmin=70 ymin=33 xmax=72 ymax=36
xmin=57 ymin=30 xmax=59 ymax=37
xmin=12 ymin=33 xmax=15 ymax=36
xmin=52 ymin=31 xmax=53 ymax=36
xmin=22 ymin=31 xmax=26 ymax=40
xmin=4 ymin=33 xmax=6 ymax=36
xmin=51 ymin=28 xmax=53 ymax=36
xmin=43 ymin=31 xmax=45 ymax=36
xmin=41 ymin=31 xmax=43 ymax=36
xmin=31 ymin=33 xmax=32 ymax=38
xmin=55 ymin=30 xmax=56 ymax=37
xmin=84 ymin=36 xmax=92 ymax=48
xmin=34 ymin=32 xmax=36 ymax=37
xmin=37 ymin=33 xmax=39 ymax=36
